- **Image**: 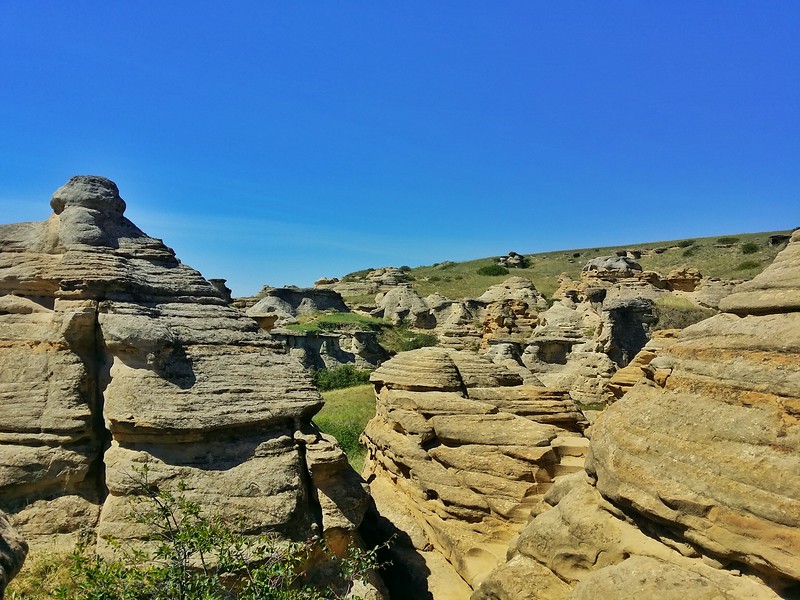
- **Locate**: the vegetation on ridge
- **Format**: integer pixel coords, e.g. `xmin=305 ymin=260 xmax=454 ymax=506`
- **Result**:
xmin=359 ymin=229 xmax=792 ymax=301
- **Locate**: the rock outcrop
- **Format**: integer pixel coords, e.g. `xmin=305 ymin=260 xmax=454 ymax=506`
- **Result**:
xmin=0 ymin=511 xmax=27 ymax=595
xmin=473 ymin=229 xmax=800 ymax=598
xmin=361 ymin=348 xmax=588 ymax=596
xmin=242 ymin=286 xmax=351 ymax=328
xmin=272 ymin=330 xmax=390 ymax=371
xmin=0 ymin=177 xmax=369 ymax=562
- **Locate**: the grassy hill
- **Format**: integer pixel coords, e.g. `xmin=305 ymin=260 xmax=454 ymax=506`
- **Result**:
xmin=401 ymin=229 xmax=793 ymax=300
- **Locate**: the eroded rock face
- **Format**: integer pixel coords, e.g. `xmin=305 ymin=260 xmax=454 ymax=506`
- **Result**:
xmin=361 ymin=348 xmax=588 ymax=596
xmin=0 ymin=177 xmax=368 ymax=557
xmin=473 ymin=230 xmax=800 ymax=599
xmin=0 ymin=511 xmax=27 ymax=595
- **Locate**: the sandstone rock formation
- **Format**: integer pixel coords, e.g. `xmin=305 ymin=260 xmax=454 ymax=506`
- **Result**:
xmin=361 ymin=348 xmax=588 ymax=597
xmin=473 ymin=229 xmax=800 ymax=599
xmin=0 ymin=511 xmax=27 ymax=595
xmin=272 ymin=329 xmax=390 ymax=371
xmin=314 ymin=267 xmax=411 ymax=304
xmin=242 ymin=286 xmax=351 ymax=328
xmin=0 ymin=177 xmax=370 ymax=564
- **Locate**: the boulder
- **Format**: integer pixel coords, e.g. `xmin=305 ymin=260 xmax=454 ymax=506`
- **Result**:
xmin=665 ymin=267 xmax=702 ymax=292
xmin=372 ymin=284 xmax=433 ymax=327
xmin=582 ymin=256 xmax=642 ymax=280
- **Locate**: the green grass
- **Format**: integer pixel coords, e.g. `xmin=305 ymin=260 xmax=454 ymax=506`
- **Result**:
xmin=654 ymin=295 xmax=716 ymax=330
xmin=284 ymin=311 xmax=387 ymax=334
xmin=315 ymin=384 xmax=376 ymax=472
xmin=717 ymin=236 xmax=740 ymax=245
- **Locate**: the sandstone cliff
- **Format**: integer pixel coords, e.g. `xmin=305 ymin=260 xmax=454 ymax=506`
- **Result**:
xmin=360 ymin=347 xmax=588 ymax=598
xmin=473 ymin=230 xmax=800 ymax=598
xmin=0 ymin=177 xmax=369 ymax=565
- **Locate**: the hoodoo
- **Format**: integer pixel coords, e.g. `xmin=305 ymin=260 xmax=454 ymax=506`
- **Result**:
xmin=0 ymin=177 xmax=370 ymax=575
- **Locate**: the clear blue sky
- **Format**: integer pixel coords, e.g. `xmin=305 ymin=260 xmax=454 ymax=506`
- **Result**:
xmin=1 ymin=2 xmax=798 ymax=296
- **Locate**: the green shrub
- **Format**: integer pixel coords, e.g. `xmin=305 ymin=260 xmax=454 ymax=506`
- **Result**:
xmin=736 ymin=260 xmax=760 ymax=271
xmin=678 ymin=239 xmax=696 ymax=248
xmin=313 ymin=364 xmax=372 ymax=391
xmin=716 ymin=236 xmax=740 ymax=245
xmin=741 ymin=241 xmax=759 ymax=254
xmin=682 ymin=247 xmax=697 ymax=257
xmin=476 ymin=265 xmax=509 ymax=276
xmin=8 ymin=466 xmax=379 ymax=600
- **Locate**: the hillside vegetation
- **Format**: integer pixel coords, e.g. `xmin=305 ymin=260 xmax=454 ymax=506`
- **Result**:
xmin=400 ymin=230 xmax=792 ymax=300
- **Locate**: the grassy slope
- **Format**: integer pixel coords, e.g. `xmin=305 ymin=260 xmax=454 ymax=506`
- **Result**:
xmin=315 ymin=384 xmax=376 ymax=472
xmin=406 ymin=230 xmax=791 ymax=300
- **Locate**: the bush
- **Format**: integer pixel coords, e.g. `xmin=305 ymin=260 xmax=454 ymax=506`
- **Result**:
xmin=313 ymin=364 xmax=372 ymax=391
xmin=476 ymin=265 xmax=509 ymax=276
xmin=682 ymin=247 xmax=697 ymax=257
xmin=736 ymin=260 xmax=760 ymax=271
xmin=9 ymin=466 xmax=379 ymax=600
xmin=678 ymin=239 xmax=696 ymax=248
xmin=741 ymin=242 xmax=760 ymax=254
xmin=716 ymin=236 xmax=740 ymax=245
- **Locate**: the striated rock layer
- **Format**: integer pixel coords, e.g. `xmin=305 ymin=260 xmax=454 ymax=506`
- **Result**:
xmin=0 ymin=177 xmax=369 ymax=560
xmin=473 ymin=229 xmax=800 ymax=599
xmin=360 ymin=348 xmax=588 ymax=597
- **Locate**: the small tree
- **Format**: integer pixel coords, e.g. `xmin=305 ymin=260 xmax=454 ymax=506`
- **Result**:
xmin=44 ymin=465 xmax=379 ymax=600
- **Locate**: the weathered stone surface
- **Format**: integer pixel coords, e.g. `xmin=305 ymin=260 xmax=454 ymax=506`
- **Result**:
xmin=272 ymin=329 xmax=390 ymax=371
xmin=605 ymin=329 xmax=679 ymax=400
xmin=720 ymin=228 xmax=800 ymax=315
xmin=473 ymin=228 xmax=800 ymax=599
xmin=570 ymin=556 xmax=781 ymax=600
xmin=372 ymin=284 xmax=434 ymax=327
xmin=0 ymin=511 xmax=27 ymax=595
xmin=0 ymin=177 xmax=370 ymax=570
xmin=362 ymin=348 xmax=588 ymax=596
xmin=244 ymin=286 xmax=351 ymax=327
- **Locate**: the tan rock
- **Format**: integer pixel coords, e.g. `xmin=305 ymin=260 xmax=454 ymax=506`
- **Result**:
xmin=473 ymin=226 xmax=800 ymax=599
xmin=362 ymin=348 xmax=588 ymax=596
xmin=0 ymin=177 xmax=369 ymax=573
xmin=720 ymin=228 xmax=800 ymax=315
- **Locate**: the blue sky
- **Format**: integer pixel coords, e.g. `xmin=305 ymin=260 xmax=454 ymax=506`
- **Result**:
xmin=1 ymin=2 xmax=798 ymax=296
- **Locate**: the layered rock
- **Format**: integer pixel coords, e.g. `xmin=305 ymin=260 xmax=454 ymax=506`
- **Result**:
xmin=243 ymin=286 xmax=351 ymax=328
xmin=271 ymin=329 xmax=390 ymax=371
xmin=0 ymin=177 xmax=369 ymax=560
xmin=361 ymin=348 xmax=588 ymax=596
xmin=473 ymin=230 xmax=800 ymax=598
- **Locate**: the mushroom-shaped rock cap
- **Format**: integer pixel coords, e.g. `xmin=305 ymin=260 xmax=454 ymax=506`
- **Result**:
xmin=50 ymin=175 xmax=126 ymax=216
